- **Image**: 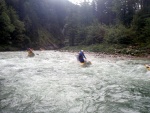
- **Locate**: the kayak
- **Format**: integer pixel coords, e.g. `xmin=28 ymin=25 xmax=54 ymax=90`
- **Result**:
xmin=145 ymin=64 xmax=150 ymax=71
xmin=28 ymin=51 xmax=35 ymax=57
xmin=80 ymin=61 xmax=92 ymax=67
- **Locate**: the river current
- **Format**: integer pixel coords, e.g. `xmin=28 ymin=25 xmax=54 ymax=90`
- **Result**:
xmin=0 ymin=51 xmax=150 ymax=113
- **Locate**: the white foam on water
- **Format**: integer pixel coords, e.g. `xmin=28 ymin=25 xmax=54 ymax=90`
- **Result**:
xmin=0 ymin=51 xmax=150 ymax=113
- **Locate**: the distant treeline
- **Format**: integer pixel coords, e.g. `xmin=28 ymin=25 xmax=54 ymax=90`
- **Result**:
xmin=0 ymin=0 xmax=150 ymax=51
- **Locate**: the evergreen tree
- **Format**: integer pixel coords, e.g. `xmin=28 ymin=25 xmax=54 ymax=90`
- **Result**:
xmin=0 ymin=0 xmax=15 ymax=45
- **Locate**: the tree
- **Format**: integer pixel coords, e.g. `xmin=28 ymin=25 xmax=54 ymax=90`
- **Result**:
xmin=0 ymin=0 xmax=15 ymax=45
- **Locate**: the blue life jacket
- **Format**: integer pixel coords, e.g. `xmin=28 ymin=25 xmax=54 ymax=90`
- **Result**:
xmin=78 ymin=51 xmax=86 ymax=63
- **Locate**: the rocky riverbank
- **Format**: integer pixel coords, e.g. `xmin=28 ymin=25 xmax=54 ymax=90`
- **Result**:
xmin=59 ymin=49 xmax=150 ymax=60
xmin=60 ymin=44 xmax=150 ymax=59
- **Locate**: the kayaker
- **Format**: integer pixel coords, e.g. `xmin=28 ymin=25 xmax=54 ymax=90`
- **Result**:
xmin=27 ymin=48 xmax=35 ymax=57
xmin=78 ymin=50 xmax=86 ymax=63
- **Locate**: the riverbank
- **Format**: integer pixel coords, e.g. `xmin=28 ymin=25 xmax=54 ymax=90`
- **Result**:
xmin=60 ymin=44 xmax=150 ymax=60
xmin=60 ymin=50 xmax=150 ymax=61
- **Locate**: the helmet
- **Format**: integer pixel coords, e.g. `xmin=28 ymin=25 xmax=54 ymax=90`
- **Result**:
xmin=81 ymin=50 xmax=84 ymax=52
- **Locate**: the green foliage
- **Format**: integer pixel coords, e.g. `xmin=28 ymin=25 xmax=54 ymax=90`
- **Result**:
xmin=85 ymin=24 xmax=106 ymax=45
xmin=132 ymin=13 xmax=150 ymax=44
xmin=76 ymin=27 xmax=87 ymax=45
xmin=37 ymin=28 xmax=60 ymax=48
xmin=0 ymin=12 xmax=15 ymax=33
xmin=105 ymin=25 xmax=134 ymax=45
xmin=142 ymin=18 xmax=150 ymax=43
xmin=0 ymin=0 xmax=27 ymax=50
xmin=0 ymin=1 xmax=14 ymax=45
xmin=8 ymin=7 xmax=25 ymax=33
xmin=0 ymin=0 xmax=150 ymax=53
xmin=79 ymin=1 xmax=94 ymax=25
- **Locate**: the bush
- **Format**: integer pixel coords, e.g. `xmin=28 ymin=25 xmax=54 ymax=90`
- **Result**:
xmin=86 ymin=24 xmax=106 ymax=45
xmin=132 ymin=14 xmax=150 ymax=44
xmin=105 ymin=25 xmax=134 ymax=45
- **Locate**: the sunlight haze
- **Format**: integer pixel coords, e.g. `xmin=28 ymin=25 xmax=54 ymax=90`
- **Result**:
xmin=69 ymin=0 xmax=91 ymax=4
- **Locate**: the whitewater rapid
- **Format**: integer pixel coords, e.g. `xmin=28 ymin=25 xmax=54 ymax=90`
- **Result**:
xmin=0 ymin=51 xmax=150 ymax=113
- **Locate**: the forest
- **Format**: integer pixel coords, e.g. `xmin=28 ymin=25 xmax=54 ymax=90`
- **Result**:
xmin=0 ymin=0 xmax=150 ymax=55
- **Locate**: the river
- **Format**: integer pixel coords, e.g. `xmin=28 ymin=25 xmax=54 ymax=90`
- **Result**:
xmin=0 ymin=51 xmax=150 ymax=113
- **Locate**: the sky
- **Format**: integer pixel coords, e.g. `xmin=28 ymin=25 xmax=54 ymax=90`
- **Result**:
xmin=68 ymin=0 xmax=92 ymax=4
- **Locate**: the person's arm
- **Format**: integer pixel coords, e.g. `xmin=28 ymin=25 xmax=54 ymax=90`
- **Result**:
xmin=82 ymin=53 xmax=86 ymax=59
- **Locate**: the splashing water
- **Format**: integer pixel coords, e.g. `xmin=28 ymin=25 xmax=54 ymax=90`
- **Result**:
xmin=0 ymin=51 xmax=150 ymax=113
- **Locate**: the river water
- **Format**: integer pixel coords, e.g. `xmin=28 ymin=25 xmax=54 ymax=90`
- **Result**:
xmin=0 ymin=51 xmax=150 ymax=113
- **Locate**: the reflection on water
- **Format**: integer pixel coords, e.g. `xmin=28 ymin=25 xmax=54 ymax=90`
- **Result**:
xmin=0 ymin=51 xmax=150 ymax=113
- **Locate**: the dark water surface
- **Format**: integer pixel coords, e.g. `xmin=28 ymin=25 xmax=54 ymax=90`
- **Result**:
xmin=0 ymin=51 xmax=150 ymax=113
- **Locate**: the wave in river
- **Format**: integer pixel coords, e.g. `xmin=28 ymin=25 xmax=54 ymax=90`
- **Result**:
xmin=0 ymin=51 xmax=150 ymax=113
